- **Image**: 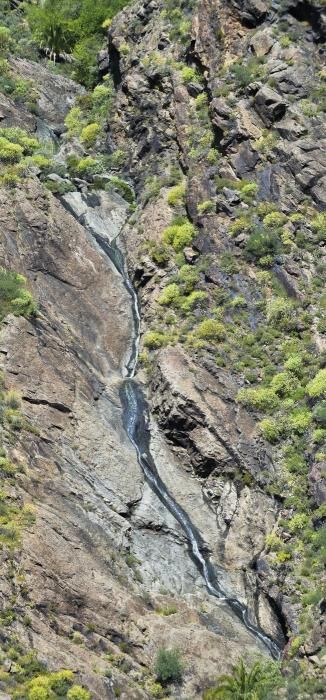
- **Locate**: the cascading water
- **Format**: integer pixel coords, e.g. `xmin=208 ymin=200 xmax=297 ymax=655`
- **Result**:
xmin=62 ymin=190 xmax=281 ymax=661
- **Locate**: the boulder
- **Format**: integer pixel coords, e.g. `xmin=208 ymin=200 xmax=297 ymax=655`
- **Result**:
xmin=250 ymin=27 xmax=275 ymax=55
xmin=254 ymin=86 xmax=287 ymax=126
xmin=232 ymin=0 xmax=269 ymax=26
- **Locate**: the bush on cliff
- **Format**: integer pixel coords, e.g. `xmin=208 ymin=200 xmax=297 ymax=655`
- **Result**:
xmin=27 ymin=0 xmax=132 ymax=86
xmin=0 ymin=268 xmax=36 ymax=319
xmin=194 ymin=318 xmax=226 ymax=342
xmin=154 ymin=648 xmax=183 ymax=685
xmin=162 ymin=220 xmax=195 ymax=251
xmin=245 ymin=225 xmax=281 ymax=263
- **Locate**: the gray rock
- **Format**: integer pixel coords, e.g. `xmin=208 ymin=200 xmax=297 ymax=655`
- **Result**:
xmin=309 ymin=460 xmax=326 ymax=506
xmin=183 ymin=246 xmax=200 ymax=263
xmin=187 ymin=81 xmax=205 ymax=97
xmin=232 ymin=0 xmax=269 ymax=26
xmin=46 ymin=173 xmax=71 ymax=185
xmin=254 ymin=86 xmax=287 ymax=126
xmin=250 ymin=27 xmax=275 ymax=55
xmin=311 ymin=177 xmax=326 ymax=209
xmin=275 ymin=117 xmax=307 ymax=141
xmin=97 ymin=48 xmax=109 ymax=74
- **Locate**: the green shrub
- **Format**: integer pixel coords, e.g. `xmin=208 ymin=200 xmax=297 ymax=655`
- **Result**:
xmin=194 ymin=319 xmax=226 ymax=342
xmin=45 ymin=178 xmax=74 ymax=195
xmin=259 ymin=417 xmax=281 ymax=442
xmin=181 ymin=290 xmax=208 ymax=311
xmin=194 ymin=91 xmax=208 ymax=113
xmin=5 ymin=389 xmax=21 ymax=409
xmin=110 ymin=149 xmax=126 ymax=167
xmin=230 ymin=294 xmax=246 ymax=308
xmin=284 ymin=354 xmax=303 ymax=375
xmin=146 ymin=681 xmax=164 ymax=698
xmin=230 ymin=57 xmax=266 ymax=88
xmin=306 ymin=368 xmax=326 ymax=398
xmin=167 ymin=182 xmax=186 ymax=207
xmin=92 ymin=81 xmax=113 ymax=115
xmin=178 ymin=264 xmax=200 ymax=292
xmin=0 ymin=128 xmax=38 ymax=155
xmin=157 ymin=605 xmax=177 ymax=616
xmin=240 ymin=182 xmax=258 ymax=203
xmin=73 ymin=34 xmax=104 ymax=86
xmin=0 ymin=26 xmax=11 ymax=54
xmin=181 ymin=65 xmax=199 ymax=83
xmin=49 ymin=670 xmax=74 ymax=694
xmin=265 ymin=532 xmax=283 ymax=551
xmin=162 ymin=221 xmax=195 ymax=251
xmin=313 ymin=401 xmax=326 ymax=427
xmin=0 ymin=137 xmax=23 ymax=162
xmin=0 ymin=171 xmax=20 ymax=188
xmin=154 ymin=648 xmax=183 ymax=685
xmin=229 ymin=215 xmax=252 ymax=236
xmin=220 ymin=252 xmax=239 ymax=274
xmin=11 ymin=289 xmax=36 ymax=317
xmin=310 ymin=212 xmax=326 ymax=242
xmin=266 ymin=297 xmax=294 ymax=329
xmin=283 ymin=450 xmax=306 ymax=474
xmin=263 ymin=211 xmax=287 ymax=228
xmin=271 ymin=371 xmax=296 ymax=397
xmin=288 ymin=636 xmax=304 ymax=657
xmin=27 ymin=675 xmax=53 ymax=700
xmin=64 ymin=107 xmax=84 ymax=136
xmin=237 ymin=387 xmax=279 ymax=411
xmin=107 ymin=176 xmax=134 ymax=203
xmin=80 ymin=122 xmax=101 ymax=146
xmin=146 ymin=241 xmax=170 ymax=266
xmin=287 ymin=513 xmax=310 ymax=533
xmin=275 ymin=550 xmax=291 ymax=564
xmin=312 ymin=428 xmax=326 ymax=444
xmin=28 ymin=687 xmax=50 ymax=700
xmin=75 ymin=156 xmax=103 ymax=177
xmin=158 ymin=284 xmax=180 ymax=306
xmin=289 ymin=408 xmax=312 ymax=434
xmin=245 ymin=226 xmax=280 ymax=261
xmin=280 ymin=34 xmax=291 ymax=48
xmin=67 ymin=686 xmax=90 ymax=700
xmin=302 ymin=589 xmax=324 ymax=607
xmin=143 ymin=331 xmax=173 ymax=349
xmin=197 ymin=199 xmax=215 ymax=213
xmin=28 ymin=154 xmax=51 ymax=170
xmin=0 ymin=269 xmax=36 ymax=319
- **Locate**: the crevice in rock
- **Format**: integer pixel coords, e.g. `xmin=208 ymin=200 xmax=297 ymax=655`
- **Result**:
xmin=108 ymin=37 xmax=122 ymax=88
xmin=36 ymin=268 xmax=84 ymax=290
xmin=23 ymin=395 xmax=71 ymax=414
xmin=264 ymin=591 xmax=289 ymax=644
xmin=287 ymin=0 xmax=326 ymax=41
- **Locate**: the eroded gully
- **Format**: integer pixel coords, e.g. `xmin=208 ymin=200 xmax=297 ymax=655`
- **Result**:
xmin=61 ymin=187 xmax=281 ymax=661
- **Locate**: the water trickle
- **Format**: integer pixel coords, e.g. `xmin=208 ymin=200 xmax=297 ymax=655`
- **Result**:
xmin=114 ymin=229 xmax=281 ymax=660
xmin=63 ymin=189 xmax=281 ymax=660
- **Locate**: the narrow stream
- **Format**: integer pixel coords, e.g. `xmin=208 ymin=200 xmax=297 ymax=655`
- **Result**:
xmin=62 ymin=191 xmax=281 ymax=661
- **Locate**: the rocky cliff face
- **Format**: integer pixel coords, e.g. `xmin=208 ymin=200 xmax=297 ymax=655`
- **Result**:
xmin=0 ymin=0 xmax=325 ymax=698
xmin=105 ymin=0 xmax=325 ymax=684
xmin=0 ymin=56 xmax=278 ymax=700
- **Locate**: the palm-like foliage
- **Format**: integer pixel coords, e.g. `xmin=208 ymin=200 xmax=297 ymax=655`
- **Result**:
xmin=204 ymin=659 xmax=283 ymax=700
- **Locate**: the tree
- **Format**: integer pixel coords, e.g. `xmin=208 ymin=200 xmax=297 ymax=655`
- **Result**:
xmin=203 ymin=660 xmax=284 ymax=700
